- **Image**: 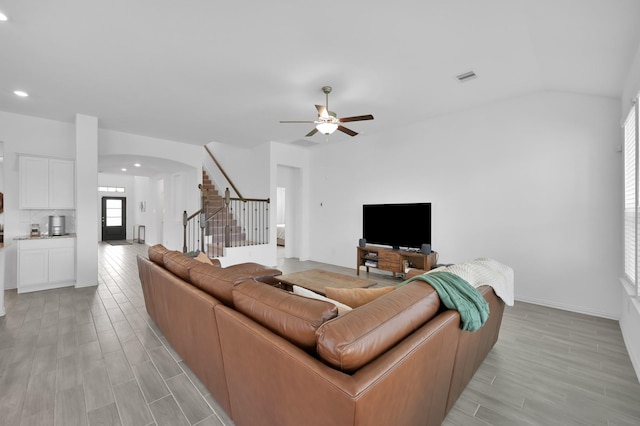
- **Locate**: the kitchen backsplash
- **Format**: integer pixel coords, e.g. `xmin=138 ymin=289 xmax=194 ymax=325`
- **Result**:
xmin=20 ymin=209 xmax=76 ymax=235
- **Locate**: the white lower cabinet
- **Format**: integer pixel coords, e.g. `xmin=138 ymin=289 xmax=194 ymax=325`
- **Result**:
xmin=18 ymin=238 xmax=75 ymax=293
xmin=18 ymin=248 xmax=49 ymax=286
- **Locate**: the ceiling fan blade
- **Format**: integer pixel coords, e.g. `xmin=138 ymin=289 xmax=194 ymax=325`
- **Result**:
xmin=280 ymin=120 xmax=315 ymax=123
xmin=305 ymin=128 xmax=319 ymax=137
xmin=316 ymin=105 xmax=329 ymax=118
xmin=339 ymin=114 xmax=374 ymax=123
xmin=337 ymin=125 xmax=358 ymax=137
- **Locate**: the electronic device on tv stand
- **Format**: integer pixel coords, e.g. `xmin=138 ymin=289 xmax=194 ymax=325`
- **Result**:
xmin=362 ymin=202 xmax=431 ymax=251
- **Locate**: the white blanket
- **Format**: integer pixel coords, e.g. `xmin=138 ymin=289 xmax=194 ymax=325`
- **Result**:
xmin=427 ymin=258 xmax=514 ymax=306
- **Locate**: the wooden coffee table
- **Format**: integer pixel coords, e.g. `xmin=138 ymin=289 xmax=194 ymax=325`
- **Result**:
xmin=278 ymin=269 xmax=377 ymax=295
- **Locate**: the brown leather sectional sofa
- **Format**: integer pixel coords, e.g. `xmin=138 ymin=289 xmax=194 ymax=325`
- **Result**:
xmin=137 ymin=245 xmax=505 ymax=426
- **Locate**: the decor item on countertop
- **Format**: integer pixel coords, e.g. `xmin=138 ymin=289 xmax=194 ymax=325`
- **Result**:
xmin=48 ymin=215 xmax=66 ymax=236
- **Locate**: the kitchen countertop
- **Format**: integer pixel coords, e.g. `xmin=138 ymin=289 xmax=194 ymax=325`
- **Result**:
xmin=14 ymin=233 xmax=77 ymax=240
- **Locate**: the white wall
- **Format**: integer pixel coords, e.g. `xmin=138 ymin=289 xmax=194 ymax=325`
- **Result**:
xmin=75 ymin=114 xmax=99 ymax=288
xmin=133 ymin=176 xmax=153 ymax=244
xmin=307 ymin=91 xmax=622 ymax=319
xmin=162 ymin=170 xmax=198 ymax=250
xmin=204 ymin=141 xmax=270 ymax=199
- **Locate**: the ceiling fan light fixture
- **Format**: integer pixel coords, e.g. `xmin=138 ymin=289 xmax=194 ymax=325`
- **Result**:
xmin=316 ymin=122 xmax=338 ymax=135
xmin=282 ymin=85 xmax=373 ymax=138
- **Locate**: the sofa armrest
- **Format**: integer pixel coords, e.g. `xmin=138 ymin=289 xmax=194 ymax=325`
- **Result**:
xmin=209 ymin=257 xmax=222 ymax=267
xmin=406 ymin=268 xmax=428 ymax=279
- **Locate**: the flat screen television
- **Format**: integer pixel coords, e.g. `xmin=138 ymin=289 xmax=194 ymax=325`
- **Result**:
xmin=362 ymin=203 xmax=431 ymax=250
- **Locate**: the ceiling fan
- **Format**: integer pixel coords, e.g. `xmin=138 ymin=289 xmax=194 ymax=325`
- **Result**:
xmin=280 ymin=86 xmax=374 ymax=137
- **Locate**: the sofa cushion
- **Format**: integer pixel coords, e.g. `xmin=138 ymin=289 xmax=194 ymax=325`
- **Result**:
xmin=148 ymin=244 xmax=169 ymax=265
xmin=292 ymin=285 xmax=352 ymax=315
xmin=316 ymin=281 xmax=440 ymax=373
xmin=324 ymin=286 xmax=395 ymax=308
xmin=163 ymin=251 xmax=200 ymax=282
xmin=189 ymin=262 xmax=235 ymax=306
xmin=233 ymin=280 xmax=338 ymax=352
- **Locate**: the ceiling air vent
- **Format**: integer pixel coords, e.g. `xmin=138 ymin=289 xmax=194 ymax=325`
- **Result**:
xmin=456 ymin=71 xmax=477 ymax=82
xmin=291 ymin=139 xmax=319 ymax=147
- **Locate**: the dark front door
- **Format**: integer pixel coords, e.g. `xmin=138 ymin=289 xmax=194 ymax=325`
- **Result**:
xmin=102 ymin=197 xmax=127 ymax=241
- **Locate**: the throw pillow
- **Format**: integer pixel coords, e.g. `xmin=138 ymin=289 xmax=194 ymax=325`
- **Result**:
xmin=292 ymin=285 xmax=353 ymax=316
xmin=194 ymin=252 xmax=213 ymax=265
xmin=324 ymin=286 xmax=395 ymax=308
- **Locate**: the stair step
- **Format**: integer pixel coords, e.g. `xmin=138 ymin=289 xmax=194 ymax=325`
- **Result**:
xmin=194 ymin=168 xmax=249 ymax=248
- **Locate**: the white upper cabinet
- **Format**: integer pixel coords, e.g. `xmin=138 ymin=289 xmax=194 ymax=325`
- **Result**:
xmin=19 ymin=156 xmax=49 ymax=209
xmin=49 ymin=158 xmax=75 ymax=209
xmin=19 ymin=156 xmax=75 ymax=209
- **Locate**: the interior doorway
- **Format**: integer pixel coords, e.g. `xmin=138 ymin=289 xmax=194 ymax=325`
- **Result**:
xmin=101 ymin=197 xmax=127 ymax=241
xmin=277 ymin=165 xmax=301 ymax=260
xmin=276 ymin=187 xmax=286 ymax=248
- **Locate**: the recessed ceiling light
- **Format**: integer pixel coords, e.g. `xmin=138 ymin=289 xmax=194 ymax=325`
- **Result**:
xmin=121 ymin=168 xmax=127 ymax=172
xmin=134 ymin=163 xmax=141 ymax=167
xmin=0 ymin=12 xmax=8 ymax=21
xmin=14 ymin=90 xmax=29 ymax=97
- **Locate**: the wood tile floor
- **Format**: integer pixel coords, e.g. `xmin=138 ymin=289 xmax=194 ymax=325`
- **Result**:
xmin=0 ymin=242 xmax=638 ymax=425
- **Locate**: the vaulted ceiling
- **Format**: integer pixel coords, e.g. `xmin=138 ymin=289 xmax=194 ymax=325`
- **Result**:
xmin=1 ymin=0 xmax=640 ymax=149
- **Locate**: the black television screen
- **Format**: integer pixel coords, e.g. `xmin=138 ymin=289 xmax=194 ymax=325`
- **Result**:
xmin=362 ymin=203 xmax=431 ymax=250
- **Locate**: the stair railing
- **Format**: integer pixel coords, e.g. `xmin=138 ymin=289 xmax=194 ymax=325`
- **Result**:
xmin=183 ymin=186 xmax=271 ymax=257
xmin=204 ymin=145 xmax=243 ymax=199
xmin=182 ymin=183 xmax=226 ymax=254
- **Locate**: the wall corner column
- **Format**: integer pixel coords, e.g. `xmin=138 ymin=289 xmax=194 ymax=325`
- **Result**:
xmin=75 ymin=114 xmax=98 ymax=288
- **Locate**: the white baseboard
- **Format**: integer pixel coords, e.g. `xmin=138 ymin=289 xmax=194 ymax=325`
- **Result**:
xmin=17 ymin=281 xmax=74 ymax=294
xmin=514 ymin=296 xmax=618 ymax=320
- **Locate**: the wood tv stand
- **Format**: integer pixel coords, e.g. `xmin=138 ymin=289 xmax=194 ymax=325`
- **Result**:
xmin=357 ymin=246 xmax=437 ymax=277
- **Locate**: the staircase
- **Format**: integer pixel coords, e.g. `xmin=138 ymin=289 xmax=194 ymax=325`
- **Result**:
xmin=201 ymin=171 xmax=222 ymax=212
xmin=201 ymin=170 xmax=262 ymax=255
xmin=183 ymin=147 xmax=270 ymax=257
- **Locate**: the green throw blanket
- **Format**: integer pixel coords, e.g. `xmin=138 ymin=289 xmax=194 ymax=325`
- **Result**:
xmin=401 ymin=271 xmax=490 ymax=332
